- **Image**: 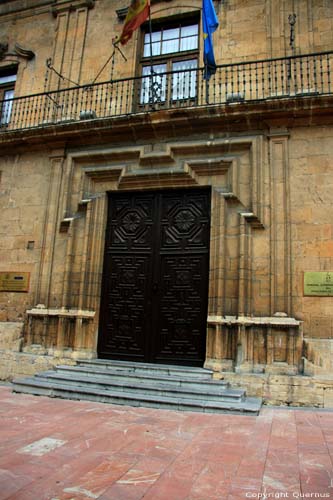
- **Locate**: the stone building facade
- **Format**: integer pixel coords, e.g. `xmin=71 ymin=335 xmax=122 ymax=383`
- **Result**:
xmin=0 ymin=0 xmax=332 ymax=406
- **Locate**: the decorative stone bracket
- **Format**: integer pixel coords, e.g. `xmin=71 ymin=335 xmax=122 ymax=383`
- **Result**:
xmin=0 ymin=42 xmax=35 ymax=62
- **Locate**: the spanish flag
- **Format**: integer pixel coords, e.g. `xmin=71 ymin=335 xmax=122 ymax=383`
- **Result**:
xmin=119 ymin=0 xmax=150 ymax=45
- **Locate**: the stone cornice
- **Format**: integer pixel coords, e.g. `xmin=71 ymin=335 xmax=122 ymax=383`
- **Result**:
xmin=0 ymin=0 xmax=52 ymax=19
xmin=0 ymin=0 xmax=94 ymax=19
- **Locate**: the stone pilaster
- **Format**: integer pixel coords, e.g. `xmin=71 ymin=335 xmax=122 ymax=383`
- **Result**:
xmin=269 ymin=129 xmax=292 ymax=316
xmin=49 ymin=0 xmax=93 ymax=90
xmin=35 ymin=153 xmax=65 ymax=308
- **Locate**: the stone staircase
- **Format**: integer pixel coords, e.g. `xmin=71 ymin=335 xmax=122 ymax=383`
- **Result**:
xmin=12 ymin=359 xmax=262 ymax=415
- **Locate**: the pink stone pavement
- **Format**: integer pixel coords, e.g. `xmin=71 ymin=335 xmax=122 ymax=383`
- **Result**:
xmin=0 ymin=384 xmax=332 ymax=500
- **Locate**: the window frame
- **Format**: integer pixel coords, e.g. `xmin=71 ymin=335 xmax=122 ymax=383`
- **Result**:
xmin=137 ymin=14 xmax=200 ymax=109
xmin=0 ymin=66 xmax=17 ymax=126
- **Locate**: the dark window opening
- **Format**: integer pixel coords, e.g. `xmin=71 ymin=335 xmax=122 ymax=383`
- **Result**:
xmin=0 ymin=67 xmax=17 ymax=126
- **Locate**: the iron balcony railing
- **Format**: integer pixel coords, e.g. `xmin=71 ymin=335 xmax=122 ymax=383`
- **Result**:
xmin=1 ymin=51 xmax=332 ymax=133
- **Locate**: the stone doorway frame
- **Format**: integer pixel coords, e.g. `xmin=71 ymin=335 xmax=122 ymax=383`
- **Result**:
xmin=26 ymin=133 xmax=302 ymax=374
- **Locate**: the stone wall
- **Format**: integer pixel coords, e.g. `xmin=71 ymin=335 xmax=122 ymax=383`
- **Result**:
xmin=0 ymin=153 xmax=51 ymax=322
xmin=0 ymin=322 xmax=24 ymax=351
xmin=214 ymin=371 xmax=333 ymax=409
xmin=290 ymin=126 xmax=333 ymax=341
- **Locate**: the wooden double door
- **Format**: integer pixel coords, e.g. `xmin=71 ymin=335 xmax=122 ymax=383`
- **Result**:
xmin=98 ymin=188 xmax=211 ymax=366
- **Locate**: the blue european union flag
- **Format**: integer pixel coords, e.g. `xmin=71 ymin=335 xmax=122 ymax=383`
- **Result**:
xmin=202 ymin=0 xmax=219 ymax=80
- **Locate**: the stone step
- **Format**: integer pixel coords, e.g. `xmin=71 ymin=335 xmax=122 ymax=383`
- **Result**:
xmin=35 ymin=370 xmax=244 ymax=402
xmin=12 ymin=377 xmax=261 ymax=415
xmin=77 ymin=359 xmax=214 ymax=379
xmin=12 ymin=359 xmax=262 ymax=415
xmin=54 ymin=364 xmax=230 ymax=392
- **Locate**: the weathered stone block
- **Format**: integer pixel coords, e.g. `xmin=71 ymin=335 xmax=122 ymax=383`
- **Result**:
xmin=0 ymin=322 xmax=24 ymax=351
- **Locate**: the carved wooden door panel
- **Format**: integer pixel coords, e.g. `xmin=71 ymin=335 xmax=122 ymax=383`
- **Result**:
xmin=98 ymin=188 xmax=211 ymax=366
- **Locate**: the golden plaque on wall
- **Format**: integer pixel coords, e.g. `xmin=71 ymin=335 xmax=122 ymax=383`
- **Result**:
xmin=0 ymin=272 xmax=30 ymax=292
xmin=304 ymin=271 xmax=333 ymax=296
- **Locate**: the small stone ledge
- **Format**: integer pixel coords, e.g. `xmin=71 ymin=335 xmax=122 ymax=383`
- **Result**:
xmin=207 ymin=315 xmax=301 ymax=328
xmin=26 ymin=306 xmax=95 ymax=319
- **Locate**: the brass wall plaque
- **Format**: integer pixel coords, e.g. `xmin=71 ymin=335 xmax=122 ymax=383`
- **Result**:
xmin=304 ymin=271 xmax=333 ymax=296
xmin=0 ymin=272 xmax=30 ymax=292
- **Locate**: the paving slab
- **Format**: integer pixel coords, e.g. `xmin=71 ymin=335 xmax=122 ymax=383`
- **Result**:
xmin=0 ymin=386 xmax=332 ymax=499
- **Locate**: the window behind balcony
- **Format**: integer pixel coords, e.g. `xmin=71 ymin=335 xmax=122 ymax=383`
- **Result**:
xmin=140 ymin=18 xmax=199 ymax=107
xmin=0 ymin=68 xmax=17 ymax=126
